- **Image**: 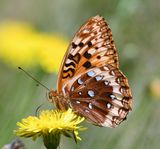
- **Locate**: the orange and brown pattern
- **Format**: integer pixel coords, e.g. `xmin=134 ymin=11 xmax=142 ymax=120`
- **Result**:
xmin=49 ymin=15 xmax=132 ymax=128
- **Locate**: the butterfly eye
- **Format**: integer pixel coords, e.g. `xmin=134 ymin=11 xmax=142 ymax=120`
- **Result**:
xmin=48 ymin=91 xmax=53 ymax=100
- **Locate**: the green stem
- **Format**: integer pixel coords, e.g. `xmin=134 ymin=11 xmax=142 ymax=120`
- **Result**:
xmin=43 ymin=133 xmax=60 ymax=149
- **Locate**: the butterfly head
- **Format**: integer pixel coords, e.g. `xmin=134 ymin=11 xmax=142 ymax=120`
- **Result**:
xmin=48 ymin=90 xmax=58 ymax=103
xmin=48 ymin=90 xmax=71 ymax=110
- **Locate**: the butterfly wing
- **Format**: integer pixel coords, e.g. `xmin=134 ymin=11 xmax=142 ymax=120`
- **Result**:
xmin=55 ymin=15 xmax=132 ymax=127
xmin=57 ymin=15 xmax=119 ymax=94
xmin=69 ymin=64 xmax=132 ymax=127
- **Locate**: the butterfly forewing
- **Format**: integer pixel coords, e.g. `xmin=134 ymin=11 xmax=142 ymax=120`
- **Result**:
xmin=57 ymin=15 xmax=119 ymax=93
xmin=54 ymin=15 xmax=132 ymax=128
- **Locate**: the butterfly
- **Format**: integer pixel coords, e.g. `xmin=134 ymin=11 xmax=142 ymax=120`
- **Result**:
xmin=48 ymin=15 xmax=132 ymax=128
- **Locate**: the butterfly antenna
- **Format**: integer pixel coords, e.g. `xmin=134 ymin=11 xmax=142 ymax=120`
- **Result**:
xmin=18 ymin=67 xmax=50 ymax=91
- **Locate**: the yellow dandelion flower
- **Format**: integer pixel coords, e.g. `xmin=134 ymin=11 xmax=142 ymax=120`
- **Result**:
xmin=15 ymin=109 xmax=86 ymax=148
xmin=0 ymin=21 xmax=67 ymax=73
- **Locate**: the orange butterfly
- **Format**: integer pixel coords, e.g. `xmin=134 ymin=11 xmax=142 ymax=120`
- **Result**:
xmin=49 ymin=15 xmax=132 ymax=128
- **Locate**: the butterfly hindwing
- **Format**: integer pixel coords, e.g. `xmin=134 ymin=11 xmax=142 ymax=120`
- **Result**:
xmin=68 ymin=64 xmax=132 ymax=127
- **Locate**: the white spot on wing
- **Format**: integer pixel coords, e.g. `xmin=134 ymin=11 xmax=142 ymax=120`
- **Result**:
xmin=88 ymin=90 xmax=95 ymax=97
xmin=77 ymin=78 xmax=83 ymax=85
xmin=76 ymin=101 xmax=80 ymax=104
xmin=109 ymin=94 xmax=116 ymax=100
xmin=104 ymin=80 xmax=110 ymax=86
xmin=88 ymin=48 xmax=96 ymax=54
xmin=78 ymin=92 xmax=82 ymax=95
xmin=70 ymin=36 xmax=81 ymax=54
xmin=72 ymin=47 xmax=80 ymax=55
xmin=96 ymin=41 xmax=104 ymax=48
xmin=103 ymin=66 xmax=109 ymax=71
xmin=82 ymin=29 xmax=90 ymax=34
xmin=106 ymin=103 xmax=112 ymax=109
xmin=98 ymin=47 xmax=107 ymax=52
xmin=96 ymin=38 xmax=104 ymax=43
xmin=88 ymin=103 xmax=93 ymax=109
xmin=95 ymin=75 xmax=103 ymax=81
xmin=116 ymin=78 xmax=120 ymax=83
xmin=91 ymin=33 xmax=94 ymax=36
xmin=66 ymin=59 xmax=72 ymax=64
xmin=87 ymin=70 xmax=95 ymax=77
xmin=91 ymin=39 xmax=96 ymax=44
xmin=110 ymin=70 xmax=115 ymax=76
xmin=73 ymin=36 xmax=82 ymax=45
xmin=71 ymin=86 xmax=74 ymax=91
xmin=112 ymin=93 xmax=123 ymax=101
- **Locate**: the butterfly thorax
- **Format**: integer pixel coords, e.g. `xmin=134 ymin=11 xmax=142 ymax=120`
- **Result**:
xmin=48 ymin=90 xmax=71 ymax=110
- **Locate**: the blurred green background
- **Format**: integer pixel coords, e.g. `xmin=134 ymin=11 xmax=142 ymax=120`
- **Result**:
xmin=0 ymin=0 xmax=160 ymax=149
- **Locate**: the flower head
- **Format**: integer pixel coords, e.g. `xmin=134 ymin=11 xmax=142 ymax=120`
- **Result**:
xmin=15 ymin=109 xmax=85 ymax=143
